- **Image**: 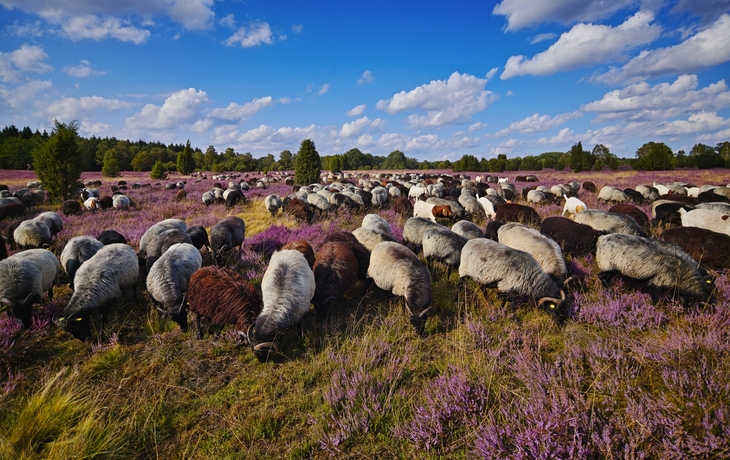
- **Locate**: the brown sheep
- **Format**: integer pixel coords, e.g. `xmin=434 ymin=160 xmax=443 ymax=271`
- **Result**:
xmin=393 ymin=195 xmax=414 ymax=216
xmin=61 ymin=200 xmax=82 ymax=216
xmin=312 ymin=241 xmax=361 ymax=314
xmin=0 ymin=203 xmax=25 ymax=221
xmin=608 ymin=204 xmax=650 ymax=232
xmin=187 ymin=266 xmax=263 ymax=339
xmin=98 ymin=195 xmax=113 ymax=209
xmin=540 ymin=216 xmax=606 ymax=257
xmin=281 ymin=240 xmax=315 ymax=269
xmin=582 ymin=181 xmax=597 ymax=193
xmin=285 ymin=197 xmax=313 ymax=224
xmin=659 ymin=226 xmax=730 ymax=270
xmin=175 ymin=189 xmax=187 ymax=201
xmin=322 ymin=232 xmax=371 ymax=279
xmin=494 ymin=203 xmax=541 ymax=227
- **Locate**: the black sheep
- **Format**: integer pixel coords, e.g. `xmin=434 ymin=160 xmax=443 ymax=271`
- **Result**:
xmin=539 ymin=216 xmax=606 ymax=258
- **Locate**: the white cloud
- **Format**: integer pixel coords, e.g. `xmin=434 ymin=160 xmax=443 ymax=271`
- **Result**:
xmin=358 ymin=70 xmax=374 ymax=84
xmin=468 ymin=122 xmax=487 ymax=132
xmin=495 ymin=111 xmax=583 ymax=136
xmin=583 ymin=75 xmax=730 ymax=123
xmin=126 ymin=88 xmax=209 ymax=130
xmin=594 ymin=14 xmax=730 ymax=84
xmin=0 ymin=79 xmax=52 ymax=112
xmin=224 ymin=22 xmax=274 ymax=47
xmin=62 ymin=59 xmax=105 ymax=77
xmin=292 ymin=24 xmax=304 ymax=34
xmin=493 ymin=0 xmax=636 ymax=31
xmin=376 ymin=72 xmax=497 ymax=128
xmin=0 ymin=44 xmax=52 ymax=82
xmin=80 ymin=121 xmax=111 ymax=136
xmin=237 ymin=124 xmax=319 ymax=148
xmin=370 ymin=118 xmax=386 ymax=131
xmin=43 ymin=95 xmax=134 ymax=121
xmin=485 ymin=67 xmax=499 ymax=80
xmin=346 ymin=104 xmax=366 ymax=116
xmin=654 ymin=111 xmax=730 ymax=136
xmin=219 ymin=14 xmax=236 ymax=29
xmin=536 ymin=127 xmax=578 ymax=145
xmin=672 ymin=0 xmax=730 ymax=23
xmin=501 ymin=11 xmax=661 ymax=79
xmin=207 ymin=96 xmax=275 ymax=121
xmin=340 ymin=116 xmax=371 ymax=137
xmin=531 ymin=33 xmax=557 ymax=44
xmin=61 ymin=16 xmax=150 ymax=43
xmin=165 ymin=0 xmax=214 ymax=31
xmin=318 ymin=84 xmax=330 ymax=95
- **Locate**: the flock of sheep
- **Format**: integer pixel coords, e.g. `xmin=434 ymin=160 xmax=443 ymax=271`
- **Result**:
xmin=1 ymin=171 xmax=729 ymax=361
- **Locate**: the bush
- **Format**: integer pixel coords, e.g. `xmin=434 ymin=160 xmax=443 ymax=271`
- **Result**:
xmin=150 ymin=161 xmax=167 ymax=180
xmin=294 ymin=139 xmax=321 ymax=185
xmin=31 ymin=119 xmax=84 ymax=200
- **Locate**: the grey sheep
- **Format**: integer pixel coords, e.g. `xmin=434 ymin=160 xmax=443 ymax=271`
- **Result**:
xmin=60 ymin=236 xmax=104 ymax=289
xmin=0 ymin=248 xmax=60 ymax=328
xmin=403 ymin=216 xmax=444 ymax=251
xmin=248 ymin=249 xmax=315 ymax=361
xmin=595 ymin=233 xmax=712 ymax=306
xmin=352 ymin=227 xmax=396 ymax=251
xmin=451 ymin=220 xmax=484 ymax=240
xmin=145 ymin=228 xmax=193 ymax=272
xmin=54 ymin=243 xmax=139 ymax=341
xmin=306 ymin=193 xmax=332 ymax=212
xmin=361 ymin=214 xmax=392 ymax=237
xmin=426 ymin=197 xmax=465 ymax=219
xmin=33 ymin=211 xmax=63 ymax=238
xmin=13 ymin=219 xmax=52 ymax=249
xmin=497 ymin=223 xmax=568 ymax=282
xmin=202 ymin=190 xmax=216 ymax=206
xmin=367 ymin=241 xmax=432 ymax=334
xmin=370 ymin=186 xmax=389 ymax=208
xmin=210 ymin=216 xmax=246 ymax=259
xmin=146 ymin=243 xmax=202 ymax=330
xmin=573 ymin=209 xmax=647 ymax=237
xmin=138 ymin=218 xmax=186 ymax=258
xmin=422 ymin=227 xmax=467 ymax=277
xmin=458 ymin=238 xmax=566 ymax=319
xmin=597 ymin=186 xmax=629 ymax=203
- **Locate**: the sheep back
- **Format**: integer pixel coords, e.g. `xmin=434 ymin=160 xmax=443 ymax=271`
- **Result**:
xmin=312 ymin=241 xmax=360 ymax=313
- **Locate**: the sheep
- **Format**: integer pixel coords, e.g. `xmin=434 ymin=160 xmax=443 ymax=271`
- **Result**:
xmin=622 ymin=188 xmax=645 ymax=205
xmin=98 ymin=196 xmax=113 ymax=210
xmin=98 ymin=229 xmax=127 ymax=245
xmin=322 ymin=232 xmax=371 ymax=279
xmin=539 ymin=216 xmax=605 ymax=258
xmin=21 ymin=189 xmax=45 ymax=208
xmin=224 ymin=189 xmax=244 ymax=208
xmin=477 ymin=196 xmax=497 ymax=219
xmin=458 ymin=238 xmax=566 ymax=319
xmin=494 ymin=203 xmax=541 ymax=227
xmin=0 ymin=249 xmax=60 ymax=328
xmin=186 ymin=226 xmax=210 ymax=250
xmin=202 ymin=191 xmax=216 ymax=206
xmin=562 ymin=196 xmax=586 ymax=217
xmin=595 ymin=233 xmax=712 ymax=306
xmin=573 ymin=209 xmax=647 ymax=237
xmin=679 ymin=208 xmax=730 ymax=236
xmin=371 ymin=186 xmax=389 ymax=208
xmin=146 ymin=243 xmax=203 ymax=330
xmin=83 ymin=197 xmax=100 ymax=211
xmin=426 ymin=197 xmax=465 ymax=219
xmin=696 ymin=202 xmax=730 ymax=214
xmin=138 ymin=218 xmax=187 ymax=259
xmin=366 ymin=242 xmax=432 ymax=334
xmin=311 ymin=241 xmax=361 ymax=314
xmin=112 ymin=194 xmax=131 ymax=209
xmin=145 ymin=228 xmax=193 ymax=272
xmin=497 ymin=223 xmax=568 ymax=283
xmin=636 ymin=185 xmax=660 ymax=202
xmin=413 ymin=200 xmax=454 ymax=222
xmin=403 ymin=216 xmax=444 ymax=251
xmin=361 ymin=214 xmax=392 ymax=237
xmin=60 ymin=236 xmax=104 ymax=289
xmin=187 ymin=266 xmax=263 ymax=339
xmin=451 ymin=220 xmax=484 ymax=240
xmin=247 ymin=249 xmax=316 ymax=361
xmin=0 ymin=202 xmax=25 ymax=221
xmin=698 ymin=191 xmax=730 ymax=203
xmin=264 ymin=194 xmax=282 ymax=216
xmin=53 ymin=243 xmax=139 ymax=341
xmin=660 ymin=226 xmax=730 ymax=270
xmin=210 ymin=216 xmax=246 ymax=258
xmin=393 ymin=195 xmax=414 ymax=216
xmin=13 ymin=219 xmax=52 ymax=249
xmin=281 ymin=240 xmax=315 ymax=269
xmin=306 ymin=193 xmax=331 ymax=213
xmin=652 ymin=200 xmax=695 ymax=226
xmin=285 ymin=197 xmax=314 ymax=224
xmin=61 ymin=200 xmax=82 ymax=216
xmin=80 ymin=187 xmax=99 ymax=200
xmin=597 ymin=186 xmax=629 ymax=203
xmin=608 ymin=204 xmax=650 ymax=231
xmin=422 ymin=227 xmax=467 ymax=277
xmin=352 ymin=226 xmax=396 ymax=251
xmin=33 ymin=211 xmax=63 ymax=238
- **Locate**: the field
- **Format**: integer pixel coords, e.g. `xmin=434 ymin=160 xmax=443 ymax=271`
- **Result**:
xmin=1 ymin=168 xmax=729 ymax=459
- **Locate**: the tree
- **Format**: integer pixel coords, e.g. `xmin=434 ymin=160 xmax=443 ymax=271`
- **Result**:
xmin=634 ymin=141 xmax=673 ymax=171
xmin=203 ymin=145 xmax=218 ymax=171
xmin=452 ymin=154 xmax=479 ymax=172
xmin=690 ymin=143 xmax=714 ymax=156
xmin=32 ymin=119 xmax=84 ymax=200
xmin=716 ymin=141 xmax=730 ymax=159
xmin=279 ymin=150 xmax=293 ymax=170
xmin=150 ymin=160 xmax=167 ymax=179
xmin=328 ymin=155 xmax=342 ymax=173
xmin=382 ymin=150 xmax=407 ymax=170
xmin=294 ymin=139 xmax=321 ymax=185
xmin=568 ymin=142 xmax=595 ymax=172
xmin=176 ymin=140 xmax=196 ymax=174
xmin=101 ymin=148 xmax=120 ymax=177
xmin=343 ymin=148 xmax=366 ymax=170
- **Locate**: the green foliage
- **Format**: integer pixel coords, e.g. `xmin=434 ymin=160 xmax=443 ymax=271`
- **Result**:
xmin=634 ymin=141 xmax=674 ymax=171
xmin=343 ymin=148 xmax=366 ymax=170
xmin=327 ymin=155 xmax=342 ymax=173
xmin=452 ymin=154 xmax=479 ymax=172
xmin=176 ymin=140 xmax=196 ymax=175
xmin=294 ymin=139 xmax=322 ymax=185
xmin=279 ymin=149 xmax=293 ymax=169
xmin=717 ymin=141 xmax=730 ymax=159
xmin=519 ymin=155 xmax=542 ymax=171
xmin=31 ymin=119 xmax=84 ymax=200
xmin=568 ymin=142 xmax=596 ymax=173
xmin=102 ymin=149 xmax=121 ymax=177
xmin=382 ymin=150 xmax=408 ymax=170
xmin=150 ymin=160 xmax=167 ymax=180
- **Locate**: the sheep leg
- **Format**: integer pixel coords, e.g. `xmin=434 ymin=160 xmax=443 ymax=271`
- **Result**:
xmin=47 ymin=285 xmax=54 ymax=302
xmin=598 ymin=271 xmax=618 ymax=288
xmin=196 ymin=313 xmax=203 ymax=339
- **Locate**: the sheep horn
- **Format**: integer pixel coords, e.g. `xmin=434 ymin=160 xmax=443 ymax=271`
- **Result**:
xmin=418 ymin=306 xmax=433 ymax=318
xmin=253 ymin=341 xmax=278 ymax=352
xmin=537 ymin=297 xmax=562 ymax=310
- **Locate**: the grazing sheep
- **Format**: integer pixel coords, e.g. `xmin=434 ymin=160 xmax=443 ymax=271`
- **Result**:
xmin=146 ymin=243 xmax=203 ymax=330
xmin=361 ymin=214 xmax=393 ymax=237
xmin=0 ymin=202 xmax=25 ymax=221
xmin=145 ymin=228 xmax=193 ymax=272
xmin=622 ymin=188 xmax=645 ymax=205
xmin=248 ymin=249 xmax=316 ymax=361
xmin=458 ymin=238 xmax=566 ymax=319
xmin=393 ymin=195 xmax=414 ymax=216
xmin=175 ymin=189 xmax=187 ymax=201
xmin=597 ymin=186 xmax=629 ymax=203
xmin=608 ymin=204 xmax=650 ymax=231
xmin=187 ymin=266 xmax=263 ymax=339
xmin=83 ymin=197 xmax=100 ymax=211
xmin=636 ymin=185 xmax=660 ymax=202
xmin=322 ymin=232 xmax=371 ymax=279
xmin=562 ymin=197 xmax=586 ymax=217
xmin=33 ymin=211 xmax=63 ymax=238
xmin=61 ymin=200 xmax=82 ymax=216
xmin=202 ymin=191 xmax=216 ymax=206
xmin=696 ymin=202 xmax=730 ymax=214
xmin=477 ymin=196 xmax=497 ymax=219
xmin=186 ymin=226 xmax=210 ymax=250
xmin=54 ymin=243 xmax=139 ymax=341
xmin=0 ymin=249 xmax=60 ymax=328
xmin=484 ymin=220 xmax=506 ymax=241
xmin=98 ymin=229 xmax=127 ymax=245
xmin=414 ymin=200 xmax=454 ymax=222
xmin=698 ymin=190 xmax=730 ymax=203
xmin=679 ymin=208 xmax=730 ymax=236
xmin=573 ymin=209 xmax=647 ymax=237
xmin=426 ymin=197 xmax=465 ymax=219
xmin=497 ymin=223 xmax=568 ymax=282
xmin=13 ymin=219 xmax=52 ymax=249
xmin=353 ymin=226 xmax=396 ymax=251
xmin=285 ymin=197 xmax=313 ymax=224
xmin=138 ymin=218 xmax=186 ymax=258
xmin=312 ymin=241 xmax=361 ymax=314
xmin=367 ymin=242 xmax=432 ymax=334
xmin=281 ymin=240 xmax=315 ymax=269
xmin=539 ymin=216 xmax=605 ymax=257
xmin=595 ymin=233 xmax=712 ymax=306
xmin=264 ymin=194 xmax=282 ymax=217
xmin=60 ymin=236 xmax=104 ymax=289
xmin=112 ymin=194 xmax=131 ymax=209
xmin=652 ymin=200 xmax=695 ymax=226
xmin=306 ymin=193 xmax=332 ymax=213
xmin=494 ymin=203 xmax=541 ymax=227
xmin=403 ymin=216 xmax=444 ymax=250
xmin=98 ymin=196 xmax=113 ymax=210
xmin=371 ymin=186 xmax=389 ymax=208
xmin=660 ymin=226 xmax=730 ymax=270
xmin=582 ymin=181 xmax=597 ymax=193
xmin=452 ymin=220 xmax=484 ymax=240
xmin=210 ymin=216 xmax=246 ymax=258
xmin=223 ymin=189 xmax=244 ymax=208
xmin=422 ymin=227 xmax=467 ymax=277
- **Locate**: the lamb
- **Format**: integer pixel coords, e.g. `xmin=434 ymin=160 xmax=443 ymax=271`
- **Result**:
xmin=138 ymin=218 xmax=186 ymax=259
xmin=146 ymin=243 xmax=203 ymax=330
xmin=32 ymin=211 xmax=63 ymax=238
xmin=573 ymin=209 xmax=647 ymax=237
xmin=451 ymin=220 xmax=484 ymax=240
xmin=562 ymin=197 xmax=586 ymax=217
xmin=497 ymin=223 xmax=568 ymax=283
xmin=281 ymin=240 xmax=315 ymax=269
xmin=187 ymin=266 xmax=263 ymax=339
xmin=595 ymin=233 xmax=712 ymax=306
xmin=361 ymin=214 xmax=393 ymax=237
xmin=98 ymin=229 xmax=127 ymax=245
xmin=458 ymin=238 xmax=566 ymax=319
xmin=422 ymin=227 xmax=467 ymax=277
xmin=60 ymin=236 xmax=104 ymax=289
xmin=679 ymin=208 xmax=730 ymax=236
xmin=311 ymin=241 xmax=361 ymax=314
xmin=366 ymin=242 xmax=432 ymax=334
xmin=494 ymin=203 xmax=541 ymax=227
xmin=539 ymin=216 xmax=605 ymax=257
xmin=53 ymin=243 xmax=139 ymax=341
xmin=210 ymin=216 xmax=245 ymax=258
xmin=659 ymin=226 xmax=730 ymax=270
xmin=597 ymin=186 xmax=629 ymax=203
xmin=247 ymin=249 xmax=316 ymax=361
xmin=403 ymin=216 xmax=444 ymax=250
xmin=13 ymin=219 xmax=52 ymax=249
xmin=0 ymin=249 xmax=60 ymax=328
xmin=145 ymin=228 xmax=193 ymax=272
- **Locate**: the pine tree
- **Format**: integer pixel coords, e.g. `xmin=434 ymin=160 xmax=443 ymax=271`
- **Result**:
xmin=176 ymin=140 xmax=196 ymax=175
xmin=294 ymin=139 xmax=321 ymax=185
xmin=32 ymin=119 xmax=84 ymax=200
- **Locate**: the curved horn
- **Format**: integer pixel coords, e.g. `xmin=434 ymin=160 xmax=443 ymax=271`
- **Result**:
xmin=418 ymin=306 xmax=433 ymax=318
xmin=538 ymin=297 xmax=562 ymax=309
xmin=253 ymin=341 xmax=278 ymax=352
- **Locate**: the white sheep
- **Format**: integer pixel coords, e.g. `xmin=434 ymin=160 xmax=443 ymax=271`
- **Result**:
xmin=353 ymin=227 xmax=396 ymax=251
xmin=451 ymin=220 xmax=484 ymax=240
xmin=138 ymin=218 xmax=187 ymax=258
xmin=0 ymin=249 xmax=60 ymax=328
xmin=422 ymin=227 xmax=467 ymax=277
xmin=33 ymin=211 xmax=63 ymax=238
xmin=573 ymin=209 xmax=646 ymax=237
xmin=146 ymin=243 xmax=202 ymax=330
xmin=403 ymin=217 xmax=444 ymax=250
xmin=497 ymin=223 xmax=568 ymax=282
xmin=361 ymin=214 xmax=392 ymax=237
xmin=13 ymin=219 xmax=52 ymax=249
xmin=60 ymin=236 xmax=104 ymax=289
xmin=264 ymin=194 xmax=282 ymax=216
xmin=679 ymin=208 xmax=730 ymax=236
xmin=597 ymin=186 xmax=629 ymax=203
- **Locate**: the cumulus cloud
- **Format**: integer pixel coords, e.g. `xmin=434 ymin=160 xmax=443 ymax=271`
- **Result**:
xmin=493 ymin=0 xmax=635 ymax=31
xmin=207 ymin=96 xmax=276 ymax=121
xmin=80 ymin=121 xmax=111 ymax=136
xmin=237 ymin=123 xmax=319 ymax=148
xmin=0 ymin=79 xmax=52 ymax=111
xmin=654 ymin=111 xmax=730 ymax=136
xmin=126 ymin=88 xmax=209 ymax=130
xmin=224 ymin=22 xmax=274 ymax=47
xmin=594 ymin=14 xmax=730 ymax=84
xmin=219 ymin=14 xmax=236 ymax=29
xmin=318 ymin=83 xmax=330 ymax=95
xmin=376 ymin=72 xmax=497 ymax=128
xmin=62 ymin=16 xmax=150 ymax=43
xmin=536 ymin=127 xmax=578 ymax=145
xmin=43 ymin=95 xmax=134 ymax=121
xmin=339 ymin=116 xmax=372 ymax=137
xmin=494 ymin=111 xmax=583 ymax=136
xmin=358 ymin=70 xmax=374 ymax=84
xmin=346 ymin=104 xmax=366 ymax=116
xmin=0 ymin=44 xmax=53 ymax=82
xmin=468 ymin=122 xmax=487 ymax=132
xmin=583 ymin=75 xmax=730 ymax=123
xmin=62 ymin=59 xmax=105 ymax=77
xmin=501 ymin=11 xmax=661 ymax=79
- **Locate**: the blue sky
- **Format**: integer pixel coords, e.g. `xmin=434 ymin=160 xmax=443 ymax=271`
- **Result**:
xmin=1 ymin=0 xmax=729 ymax=162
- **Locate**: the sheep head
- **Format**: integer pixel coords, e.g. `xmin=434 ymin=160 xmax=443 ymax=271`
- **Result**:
xmin=2 ymin=292 xmax=39 ymax=329
xmin=53 ymin=311 xmax=91 ymax=341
